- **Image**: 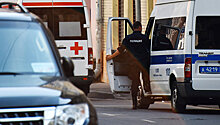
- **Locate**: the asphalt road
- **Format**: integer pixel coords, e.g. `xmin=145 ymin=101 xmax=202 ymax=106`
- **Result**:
xmin=88 ymin=83 xmax=220 ymax=125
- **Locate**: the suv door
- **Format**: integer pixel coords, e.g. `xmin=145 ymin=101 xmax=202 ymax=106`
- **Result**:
xmin=106 ymin=17 xmax=133 ymax=93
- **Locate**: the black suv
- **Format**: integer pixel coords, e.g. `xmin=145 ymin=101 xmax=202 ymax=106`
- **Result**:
xmin=0 ymin=2 xmax=97 ymax=125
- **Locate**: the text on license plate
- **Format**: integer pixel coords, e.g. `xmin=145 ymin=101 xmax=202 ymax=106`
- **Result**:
xmin=199 ymin=66 xmax=220 ymax=74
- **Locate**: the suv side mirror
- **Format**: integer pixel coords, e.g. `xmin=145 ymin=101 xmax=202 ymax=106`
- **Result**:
xmin=61 ymin=57 xmax=74 ymax=77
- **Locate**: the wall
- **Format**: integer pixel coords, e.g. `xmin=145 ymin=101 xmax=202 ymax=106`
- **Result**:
xmin=101 ymin=0 xmax=113 ymax=82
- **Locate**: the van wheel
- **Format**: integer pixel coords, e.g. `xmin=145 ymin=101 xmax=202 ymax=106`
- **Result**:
xmin=171 ymin=83 xmax=186 ymax=113
xmin=137 ymin=86 xmax=152 ymax=109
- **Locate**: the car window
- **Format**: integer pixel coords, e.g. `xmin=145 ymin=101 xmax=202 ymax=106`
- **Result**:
xmin=152 ymin=17 xmax=186 ymax=51
xmin=195 ymin=16 xmax=220 ymax=49
xmin=0 ymin=21 xmax=60 ymax=75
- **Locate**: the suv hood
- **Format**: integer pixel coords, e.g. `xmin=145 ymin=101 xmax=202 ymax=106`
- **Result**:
xmin=0 ymin=80 xmax=87 ymax=108
xmin=0 ymin=87 xmax=66 ymax=107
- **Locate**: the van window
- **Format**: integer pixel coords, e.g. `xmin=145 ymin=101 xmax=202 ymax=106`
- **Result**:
xmin=111 ymin=20 xmax=133 ymax=50
xmin=119 ymin=20 xmax=133 ymax=45
xmin=195 ymin=16 xmax=220 ymax=49
xmin=28 ymin=8 xmax=53 ymax=28
xmin=152 ymin=17 xmax=186 ymax=51
xmin=28 ymin=7 xmax=87 ymax=40
xmin=145 ymin=17 xmax=155 ymax=40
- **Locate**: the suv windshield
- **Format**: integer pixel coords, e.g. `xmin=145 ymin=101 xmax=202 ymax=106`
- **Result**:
xmin=196 ymin=16 xmax=220 ymax=49
xmin=0 ymin=21 xmax=60 ymax=75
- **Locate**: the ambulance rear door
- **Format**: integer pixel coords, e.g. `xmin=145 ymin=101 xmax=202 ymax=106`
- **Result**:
xmin=106 ymin=17 xmax=133 ymax=93
xmin=52 ymin=0 xmax=89 ymax=77
xmin=23 ymin=0 xmax=91 ymax=77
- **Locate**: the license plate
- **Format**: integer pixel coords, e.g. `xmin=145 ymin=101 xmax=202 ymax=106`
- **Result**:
xmin=199 ymin=66 xmax=220 ymax=74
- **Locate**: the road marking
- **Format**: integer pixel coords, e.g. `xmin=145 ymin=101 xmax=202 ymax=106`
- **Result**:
xmin=142 ymin=119 xmax=156 ymax=124
xmin=101 ymin=113 xmax=121 ymax=117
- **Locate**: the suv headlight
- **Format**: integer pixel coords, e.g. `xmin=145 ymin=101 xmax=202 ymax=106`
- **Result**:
xmin=55 ymin=104 xmax=89 ymax=125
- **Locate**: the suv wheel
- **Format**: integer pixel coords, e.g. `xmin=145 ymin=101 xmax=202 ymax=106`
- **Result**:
xmin=171 ymin=82 xmax=186 ymax=113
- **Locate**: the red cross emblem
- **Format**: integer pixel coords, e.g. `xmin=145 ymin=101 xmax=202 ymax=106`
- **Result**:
xmin=70 ymin=42 xmax=83 ymax=55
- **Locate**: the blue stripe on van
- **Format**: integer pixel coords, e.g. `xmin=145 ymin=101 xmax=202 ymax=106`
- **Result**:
xmin=151 ymin=54 xmax=185 ymax=65
xmin=191 ymin=54 xmax=220 ymax=63
xmin=151 ymin=54 xmax=220 ymax=65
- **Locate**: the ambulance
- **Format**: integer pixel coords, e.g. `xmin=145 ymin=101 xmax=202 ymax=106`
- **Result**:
xmin=107 ymin=0 xmax=220 ymax=113
xmin=22 ymin=0 xmax=94 ymax=95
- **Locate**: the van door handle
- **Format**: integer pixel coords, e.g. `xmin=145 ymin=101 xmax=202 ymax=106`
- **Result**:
xmin=58 ymin=47 xmax=66 ymax=49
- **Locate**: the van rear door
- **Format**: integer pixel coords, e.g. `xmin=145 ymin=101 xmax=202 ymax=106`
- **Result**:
xmin=52 ymin=6 xmax=89 ymax=76
xmin=192 ymin=0 xmax=220 ymax=90
xmin=106 ymin=17 xmax=133 ymax=93
xmin=25 ymin=1 xmax=90 ymax=76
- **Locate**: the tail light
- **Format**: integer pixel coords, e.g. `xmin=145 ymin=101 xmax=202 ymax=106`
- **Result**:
xmin=184 ymin=58 xmax=192 ymax=79
xmin=88 ymin=48 xmax=93 ymax=65
xmin=2 ymin=5 xmax=9 ymax=8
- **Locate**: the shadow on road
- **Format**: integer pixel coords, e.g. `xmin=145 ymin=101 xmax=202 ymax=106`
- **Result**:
xmin=148 ymin=108 xmax=173 ymax=113
xmin=148 ymin=108 xmax=220 ymax=114
xmin=184 ymin=109 xmax=220 ymax=115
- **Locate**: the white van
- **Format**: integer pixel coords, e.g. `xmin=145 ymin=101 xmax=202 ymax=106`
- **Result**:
xmin=107 ymin=0 xmax=220 ymax=112
xmin=22 ymin=0 xmax=94 ymax=95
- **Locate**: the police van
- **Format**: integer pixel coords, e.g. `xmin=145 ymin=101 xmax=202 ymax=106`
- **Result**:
xmin=22 ymin=0 xmax=94 ymax=95
xmin=106 ymin=0 xmax=220 ymax=112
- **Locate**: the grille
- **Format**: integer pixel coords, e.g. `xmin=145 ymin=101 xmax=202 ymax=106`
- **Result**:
xmin=0 ymin=121 xmax=43 ymax=125
xmin=0 ymin=111 xmax=44 ymax=125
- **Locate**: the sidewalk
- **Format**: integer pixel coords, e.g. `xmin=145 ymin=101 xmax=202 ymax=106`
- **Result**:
xmin=87 ymin=82 xmax=114 ymax=99
xmin=87 ymin=82 xmax=131 ymax=99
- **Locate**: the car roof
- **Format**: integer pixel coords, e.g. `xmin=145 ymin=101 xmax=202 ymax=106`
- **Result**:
xmin=0 ymin=8 xmax=32 ymax=21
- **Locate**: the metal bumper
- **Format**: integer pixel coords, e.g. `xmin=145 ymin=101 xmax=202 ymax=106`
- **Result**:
xmin=177 ymin=82 xmax=220 ymax=105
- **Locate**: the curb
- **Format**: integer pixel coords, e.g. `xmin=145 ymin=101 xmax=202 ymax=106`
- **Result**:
xmin=87 ymin=82 xmax=131 ymax=100
xmin=88 ymin=91 xmax=115 ymax=99
xmin=88 ymin=91 xmax=131 ymax=100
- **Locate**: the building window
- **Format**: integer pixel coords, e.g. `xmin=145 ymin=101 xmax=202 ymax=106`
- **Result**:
xmin=133 ymin=0 xmax=136 ymax=22
xmin=118 ymin=0 xmax=124 ymax=44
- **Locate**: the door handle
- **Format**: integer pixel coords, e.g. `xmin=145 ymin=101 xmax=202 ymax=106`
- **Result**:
xmin=57 ymin=47 xmax=66 ymax=49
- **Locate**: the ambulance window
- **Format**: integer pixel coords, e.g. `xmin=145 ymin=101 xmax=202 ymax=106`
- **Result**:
xmin=59 ymin=22 xmax=81 ymax=37
xmin=27 ymin=8 xmax=52 ymax=29
xmin=152 ymin=17 xmax=186 ymax=51
xmin=195 ymin=16 xmax=220 ymax=49
xmin=53 ymin=7 xmax=87 ymax=40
